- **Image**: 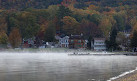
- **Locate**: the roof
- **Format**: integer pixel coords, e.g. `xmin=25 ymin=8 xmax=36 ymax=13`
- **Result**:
xmin=55 ymin=35 xmax=69 ymax=39
xmin=55 ymin=35 xmax=61 ymax=40
xmin=94 ymin=38 xmax=105 ymax=40
xmin=61 ymin=36 xmax=69 ymax=39
xmin=69 ymin=34 xmax=85 ymax=39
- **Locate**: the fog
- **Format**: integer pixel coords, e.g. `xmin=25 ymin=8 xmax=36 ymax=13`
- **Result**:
xmin=0 ymin=52 xmax=137 ymax=81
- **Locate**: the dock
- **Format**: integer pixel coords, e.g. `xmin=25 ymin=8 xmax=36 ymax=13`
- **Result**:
xmin=68 ymin=52 xmax=137 ymax=56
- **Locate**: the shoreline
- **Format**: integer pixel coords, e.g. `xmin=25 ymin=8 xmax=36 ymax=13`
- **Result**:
xmin=0 ymin=48 xmax=136 ymax=55
xmin=108 ymin=67 xmax=137 ymax=81
xmin=113 ymin=70 xmax=137 ymax=81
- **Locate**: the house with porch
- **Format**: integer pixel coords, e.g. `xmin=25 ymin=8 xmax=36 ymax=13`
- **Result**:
xmin=69 ymin=34 xmax=87 ymax=49
xmin=91 ymin=38 xmax=106 ymax=51
xmin=58 ymin=36 xmax=69 ymax=48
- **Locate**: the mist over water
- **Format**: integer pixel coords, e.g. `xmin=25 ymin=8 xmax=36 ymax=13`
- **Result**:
xmin=0 ymin=52 xmax=137 ymax=81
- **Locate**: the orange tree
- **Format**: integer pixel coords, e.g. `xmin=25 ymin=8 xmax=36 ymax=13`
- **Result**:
xmin=9 ymin=28 xmax=22 ymax=48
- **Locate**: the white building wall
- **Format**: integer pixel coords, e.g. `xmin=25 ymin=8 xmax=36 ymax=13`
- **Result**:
xmin=59 ymin=36 xmax=69 ymax=48
xmin=92 ymin=38 xmax=107 ymax=51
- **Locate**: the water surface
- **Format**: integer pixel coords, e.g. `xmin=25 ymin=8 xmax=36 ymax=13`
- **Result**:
xmin=0 ymin=52 xmax=137 ymax=81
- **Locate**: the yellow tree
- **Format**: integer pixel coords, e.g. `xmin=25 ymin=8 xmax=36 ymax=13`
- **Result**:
xmin=99 ymin=17 xmax=112 ymax=39
xmin=130 ymin=17 xmax=137 ymax=28
xmin=88 ymin=5 xmax=98 ymax=10
xmin=0 ymin=31 xmax=8 ymax=45
xmin=47 ymin=5 xmax=59 ymax=19
xmin=130 ymin=22 xmax=137 ymax=37
xmin=62 ymin=16 xmax=80 ymax=35
xmin=9 ymin=28 xmax=22 ymax=48
xmin=133 ymin=22 xmax=137 ymax=30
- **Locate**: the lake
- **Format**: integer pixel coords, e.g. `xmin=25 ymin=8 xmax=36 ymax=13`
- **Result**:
xmin=0 ymin=52 xmax=137 ymax=81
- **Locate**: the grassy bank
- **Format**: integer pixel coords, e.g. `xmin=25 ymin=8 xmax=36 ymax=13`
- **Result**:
xmin=113 ymin=70 xmax=137 ymax=81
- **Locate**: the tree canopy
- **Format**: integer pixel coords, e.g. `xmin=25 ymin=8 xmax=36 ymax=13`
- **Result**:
xmin=0 ymin=0 xmax=136 ymax=49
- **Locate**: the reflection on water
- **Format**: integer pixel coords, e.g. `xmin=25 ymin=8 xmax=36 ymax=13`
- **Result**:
xmin=0 ymin=53 xmax=137 ymax=81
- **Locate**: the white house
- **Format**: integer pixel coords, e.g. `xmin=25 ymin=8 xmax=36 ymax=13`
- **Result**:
xmin=91 ymin=38 xmax=106 ymax=51
xmin=59 ymin=36 xmax=69 ymax=48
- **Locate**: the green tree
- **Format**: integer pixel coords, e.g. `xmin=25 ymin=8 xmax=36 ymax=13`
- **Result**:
xmin=106 ymin=27 xmax=118 ymax=51
xmin=56 ymin=5 xmax=72 ymax=32
xmin=87 ymin=35 xmax=92 ymax=49
xmin=9 ymin=17 xmax=19 ymax=28
xmin=72 ymin=14 xmax=83 ymax=22
xmin=44 ymin=21 xmax=56 ymax=42
xmin=47 ymin=5 xmax=59 ymax=19
xmin=116 ymin=32 xmax=126 ymax=46
xmin=56 ymin=5 xmax=72 ymax=20
xmin=131 ymin=30 xmax=137 ymax=47
xmin=87 ymin=14 xmax=101 ymax=25
xmin=32 ymin=9 xmax=50 ymax=22
xmin=7 ymin=12 xmax=40 ymax=39
xmin=0 ymin=17 xmax=8 ymax=33
xmin=114 ymin=14 xmax=125 ymax=31
xmin=7 ymin=16 xmax=19 ymax=35
xmin=19 ymin=13 xmax=40 ymax=39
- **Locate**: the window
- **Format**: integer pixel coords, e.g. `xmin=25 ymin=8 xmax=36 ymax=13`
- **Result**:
xmin=66 ymin=40 xmax=68 ymax=43
xmin=78 ymin=40 xmax=81 ymax=43
xmin=66 ymin=44 xmax=68 ymax=47
xmin=71 ymin=40 xmax=74 ymax=43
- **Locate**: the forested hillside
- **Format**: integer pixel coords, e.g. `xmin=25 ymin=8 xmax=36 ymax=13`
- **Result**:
xmin=0 ymin=0 xmax=137 ymax=9
xmin=0 ymin=0 xmax=137 ymax=49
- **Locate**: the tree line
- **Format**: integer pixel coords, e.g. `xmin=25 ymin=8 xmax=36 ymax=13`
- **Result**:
xmin=0 ymin=0 xmax=136 ymax=50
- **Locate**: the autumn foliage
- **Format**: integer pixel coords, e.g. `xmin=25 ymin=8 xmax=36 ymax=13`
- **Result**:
xmin=0 ymin=0 xmax=136 ymax=49
xmin=0 ymin=31 xmax=8 ymax=45
xmin=9 ymin=28 xmax=22 ymax=48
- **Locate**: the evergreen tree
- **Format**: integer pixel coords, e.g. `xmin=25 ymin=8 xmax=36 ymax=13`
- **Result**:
xmin=106 ymin=27 xmax=118 ymax=51
xmin=87 ymin=35 xmax=92 ymax=49
xmin=87 ymin=14 xmax=101 ymax=25
xmin=114 ymin=14 xmax=125 ymax=31
xmin=18 ymin=13 xmax=40 ymax=39
xmin=57 ymin=5 xmax=72 ymax=20
xmin=44 ymin=21 xmax=56 ymax=42
xmin=56 ymin=5 xmax=72 ymax=33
